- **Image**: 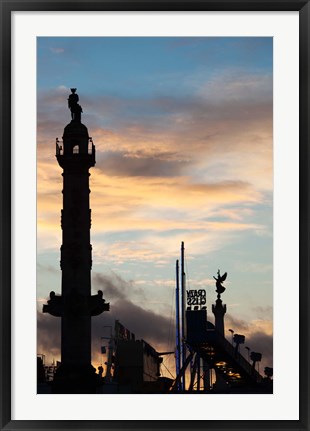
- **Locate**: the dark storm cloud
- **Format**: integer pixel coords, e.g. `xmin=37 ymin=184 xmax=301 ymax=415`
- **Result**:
xmin=91 ymin=300 xmax=172 ymax=354
xmin=93 ymin=272 xmax=146 ymax=301
xmin=226 ymin=313 xmax=250 ymax=332
xmin=93 ymin=272 xmax=128 ymax=300
xmin=38 ymin=272 xmax=172 ymax=359
xmin=245 ymin=332 xmax=273 ymax=367
xmin=38 ymin=272 xmax=272 ymax=367
xmin=225 ymin=313 xmax=273 ymax=367
xmin=95 ymin=150 xmax=188 ymax=178
xmin=37 ymin=311 xmax=61 ymax=358
xmin=92 ymin=272 xmax=172 ymax=348
xmin=38 ymin=273 xmax=273 ymax=368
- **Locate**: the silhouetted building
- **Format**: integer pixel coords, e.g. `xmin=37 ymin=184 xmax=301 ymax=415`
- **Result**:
xmin=114 ymin=339 xmax=162 ymax=393
xmin=43 ymin=89 xmax=109 ymax=393
xmin=172 ymin=264 xmax=272 ymax=393
xmin=37 ymin=356 xmax=46 ymax=384
xmin=98 ymin=320 xmax=172 ymax=393
xmin=186 ymin=309 xmax=208 ymax=345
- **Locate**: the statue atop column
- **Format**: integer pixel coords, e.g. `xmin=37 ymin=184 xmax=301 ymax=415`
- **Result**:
xmin=212 ymin=269 xmax=227 ymax=335
xmin=68 ymin=88 xmax=83 ymax=122
xmin=213 ymin=269 xmax=227 ymax=299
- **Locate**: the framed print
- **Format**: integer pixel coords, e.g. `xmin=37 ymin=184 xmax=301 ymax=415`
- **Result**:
xmin=1 ymin=1 xmax=309 ymax=430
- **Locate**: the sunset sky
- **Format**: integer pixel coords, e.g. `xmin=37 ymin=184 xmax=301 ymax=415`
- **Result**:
xmin=37 ymin=36 xmax=273 ymax=375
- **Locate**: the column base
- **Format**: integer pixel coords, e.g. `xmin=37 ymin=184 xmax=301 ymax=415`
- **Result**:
xmin=52 ymin=363 xmax=101 ymax=394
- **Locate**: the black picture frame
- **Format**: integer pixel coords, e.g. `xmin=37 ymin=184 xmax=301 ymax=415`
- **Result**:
xmin=1 ymin=1 xmax=309 ymax=430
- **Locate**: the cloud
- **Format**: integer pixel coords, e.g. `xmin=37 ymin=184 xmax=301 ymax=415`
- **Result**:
xmin=226 ymin=313 xmax=272 ymax=337
xmin=38 ymin=68 xmax=272 ymax=150
xmin=37 ymin=311 xmax=61 ymax=362
xmin=92 ymin=300 xmax=172 ymax=351
xmin=36 ymin=138 xmax=268 ymax=258
xmin=38 ymin=272 xmax=174 ymax=364
xmin=234 ymin=262 xmax=273 ymax=274
xmin=37 ymin=86 xmax=272 ymax=209
xmin=244 ymin=332 xmax=273 ymax=368
xmin=91 ymin=219 xmax=264 ymax=268
xmin=225 ymin=313 xmax=250 ymax=332
xmin=37 ymin=42 xmax=273 ymax=378
xmin=251 ymin=305 xmax=273 ymax=319
xmin=225 ymin=313 xmax=273 ymax=369
xmin=37 ymin=67 xmax=273 ymax=197
xmin=89 ymin=176 xmax=263 ymax=220
xmin=200 ymin=71 xmax=272 ymax=104
xmin=50 ymin=47 xmax=65 ymax=54
xmin=93 ymin=272 xmax=146 ymax=301
xmin=38 ymin=274 xmax=273 ymax=373
xmin=37 ymin=263 xmax=58 ymax=274
xmin=96 ymin=150 xmax=188 ymax=178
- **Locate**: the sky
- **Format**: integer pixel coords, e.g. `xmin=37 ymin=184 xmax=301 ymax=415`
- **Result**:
xmin=37 ymin=37 xmax=273 ymax=377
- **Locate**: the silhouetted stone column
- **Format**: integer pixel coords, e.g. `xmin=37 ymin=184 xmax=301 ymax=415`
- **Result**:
xmin=211 ymin=270 xmax=227 ymax=336
xmin=43 ymin=89 xmax=109 ymax=393
xmin=212 ymin=298 xmax=227 ymax=336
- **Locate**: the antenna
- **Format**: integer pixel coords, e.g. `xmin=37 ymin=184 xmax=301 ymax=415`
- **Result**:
xmin=175 ymin=260 xmax=181 ymax=391
xmin=180 ymin=241 xmax=186 ymax=391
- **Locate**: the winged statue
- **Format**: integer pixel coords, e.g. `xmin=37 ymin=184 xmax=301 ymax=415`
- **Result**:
xmin=213 ymin=269 xmax=227 ymax=295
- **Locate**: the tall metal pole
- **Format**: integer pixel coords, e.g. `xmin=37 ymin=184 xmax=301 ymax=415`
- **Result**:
xmin=175 ymin=260 xmax=181 ymax=391
xmin=181 ymin=241 xmax=186 ymax=391
xmin=197 ymin=355 xmax=201 ymax=391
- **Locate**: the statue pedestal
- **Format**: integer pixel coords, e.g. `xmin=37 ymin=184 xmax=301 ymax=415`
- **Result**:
xmin=212 ymin=297 xmax=227 ymax=336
